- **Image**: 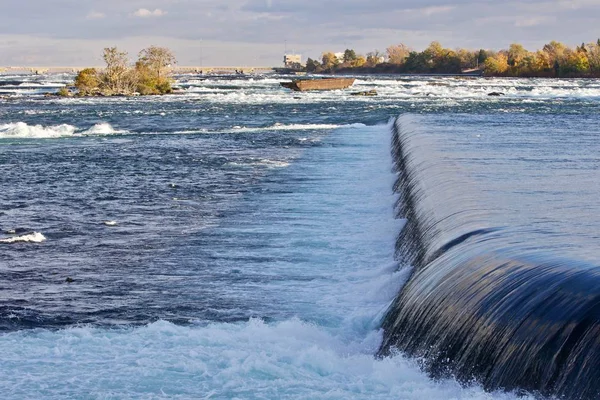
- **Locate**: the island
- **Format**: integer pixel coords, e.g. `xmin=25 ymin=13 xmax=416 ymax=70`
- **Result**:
xmin=58 ymin=46 xmax=177 ymax=97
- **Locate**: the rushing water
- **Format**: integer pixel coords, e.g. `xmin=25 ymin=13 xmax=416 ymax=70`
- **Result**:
xmin=1 ymin=73 xmax=599 ymax=399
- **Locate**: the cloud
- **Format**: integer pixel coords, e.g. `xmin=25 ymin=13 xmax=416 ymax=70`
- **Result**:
xmin=515 ymin=16 xmax=556 ymax=27
xmin=420 ymin=6 xmax=454 ymax=16
xmin=1 ymin=0 xmax=600 ymax=66
xmin=86 ymin=11 xmax=106 ymax=20
xmin=132 ymin=8 xmax=167 ymax=18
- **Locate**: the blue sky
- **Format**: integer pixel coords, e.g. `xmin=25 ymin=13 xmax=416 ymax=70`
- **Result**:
xmin=1 ymin=0 xmax=599 ymax=66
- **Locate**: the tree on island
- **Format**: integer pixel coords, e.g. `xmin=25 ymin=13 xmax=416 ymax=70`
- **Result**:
xmin=103 ymin=47 xmax=132 ymax=94
xmin=71 ymin=46 xmax=177 ymax=96
xmin=137 ymin=46 xmax=176 ymax=81
xmin=74 ymin=68 xmax=101 ymax=96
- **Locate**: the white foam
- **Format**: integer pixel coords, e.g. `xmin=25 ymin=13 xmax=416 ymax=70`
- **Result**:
xmin=0 ymin=122 xmax=76 ymax=138
xmin=0 ymin=232 xmax=46 ymax=243
xmin=82 ymin=122 xmax=122 ymax=135
xmin=0 ymin=122 xmax=125 ymax=139
xmin=228 ymin=122 xmax=366 ymax=133
xmin=0 ymin=318 xmax=529 ymax=399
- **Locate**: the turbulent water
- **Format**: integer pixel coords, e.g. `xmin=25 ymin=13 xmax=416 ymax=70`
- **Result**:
xmin=1 ymin=73 xmax=599 ymax=399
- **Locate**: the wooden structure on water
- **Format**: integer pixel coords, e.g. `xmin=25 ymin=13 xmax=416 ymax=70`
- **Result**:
xmin=280 ymin=78 xmax=355 ymax=92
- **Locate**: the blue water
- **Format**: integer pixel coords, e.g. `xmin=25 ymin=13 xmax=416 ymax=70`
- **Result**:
xmin=1 ymin=74 xmax=600 ymax=399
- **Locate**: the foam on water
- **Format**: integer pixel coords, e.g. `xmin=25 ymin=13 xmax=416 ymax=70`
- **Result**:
xmin=0 ymin=121 xmax=124 ymax=139
xmin=0 ymin=122 xmax=76 ymax=138
xmin=82 ymin=122 xmax=122 ymax=135
xmin=0 ymin=232 xmax=46 ymax=244
xmin=232 ymin=122 xmax=364 ymax=132
xmin=0 ymin=319 xmax=529 ymax=400
xmin=4 ymin=73 xmax=600 ymax=103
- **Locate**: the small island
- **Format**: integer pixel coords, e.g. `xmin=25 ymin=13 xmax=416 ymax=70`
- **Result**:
xmin=59 ymin=46 xmax=177 ymax=97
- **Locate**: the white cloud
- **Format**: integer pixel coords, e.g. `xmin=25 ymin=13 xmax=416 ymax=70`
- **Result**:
xmin=132 ymin=8 xmax=167 ymax=18
xmin=420 ymin=6 xmax=454 ymax=16
xmin=514 ymin=15 xmax=555 ymax=27
xmin=86 ymin=11 xmax=106 ymax=20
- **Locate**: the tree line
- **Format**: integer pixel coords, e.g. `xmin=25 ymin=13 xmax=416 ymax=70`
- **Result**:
xmin=64 ymin=46 xmax=177 ymax=96
xmin=304 ymin=40 xmax=600 ymax=77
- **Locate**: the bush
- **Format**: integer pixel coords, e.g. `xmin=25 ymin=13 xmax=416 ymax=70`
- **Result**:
xmin=74 ymin=68 xmax=100 ymax=95
xmin=57 ymin=86 xmax=71 ymax=97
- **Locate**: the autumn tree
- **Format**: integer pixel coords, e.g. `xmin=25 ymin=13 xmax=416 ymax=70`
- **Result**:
xmin=137 ymin=46 xmax=176 ymax=81
xmin=133 ymin=46 xmax=176 ymax=94
xmin=321 ymin=52 xmax=339 ymax=70
xmin=74 ymin=68 xmax=100 ymax=95
xmin=542 ymin=40 xmax=567 ymax=69
xmin=366 ymin=50 xmax=383 ymax=67
xmin=456 ymin=48 xmax=478 ymax=69
xmin=386 ymin=44 xmax=410 ymax=64
xmin=102 ymin=47 xmax=131 ymax=94
xmin=483 ymin=52 xmax=509 ymax=75
xmin=352 ymin=55 xmax=366 ymax=68
xmin=585 ymin=42 xmax=600 ymax=73
xmin=560 ymin=48 xmax=590 ymax=75
xmin=507 ymin=43 xmax=528 ymax=67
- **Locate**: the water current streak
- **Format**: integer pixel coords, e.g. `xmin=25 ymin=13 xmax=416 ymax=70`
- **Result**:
xmin=379 ymin=115 xmax=600 ymax=400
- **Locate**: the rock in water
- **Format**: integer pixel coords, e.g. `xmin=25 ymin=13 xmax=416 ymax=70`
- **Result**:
xmin=351 ymin=89 xmax=378 ymax=96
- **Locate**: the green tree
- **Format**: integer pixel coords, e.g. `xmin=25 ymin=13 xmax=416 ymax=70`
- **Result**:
xmin=305 ymin=57 xmax=321 ymax=73
xmin=403 ymin=51 xmax=430 ymax=73
xmin=477 ymin=49 xmax=488 ymax=66
xmin=343 ymin=49 xmax=357 ymax=63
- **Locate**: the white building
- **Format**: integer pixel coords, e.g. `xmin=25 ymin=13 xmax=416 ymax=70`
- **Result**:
xmin=334 ymin=52 xmax=345 ymax=63
xmin=283 ymin=54 xmax=302 ymax=68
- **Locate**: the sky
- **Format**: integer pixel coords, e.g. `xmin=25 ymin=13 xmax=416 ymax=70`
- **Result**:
xmin=1 ymin=0 xmax=599 ymax=66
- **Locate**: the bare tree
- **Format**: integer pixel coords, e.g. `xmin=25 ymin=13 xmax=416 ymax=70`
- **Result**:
xmin=386 ymin=44 xmax=411 ymax=64
xmin=366 ymin=50 xmax=383 ymax=66
xmin=102 ymin=47 xmax=130 ymax=94
xmin=137 ymin=46 xmax=177 ymax=81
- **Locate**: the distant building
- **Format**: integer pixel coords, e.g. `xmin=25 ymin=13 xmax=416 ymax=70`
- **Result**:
xmin=334 ymin=52 xmax=345 ymax=63
xmin=284 ymin=54 xmax=302 ymax=68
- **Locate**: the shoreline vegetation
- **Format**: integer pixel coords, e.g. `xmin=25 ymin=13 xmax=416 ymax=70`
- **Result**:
xmin=58 ymin=46 xmax=177 ymax=97
xmin=302 ymin=40 xmax=600 ymax=78
xmin=52 ymin=39 xmax=600 ymax=98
